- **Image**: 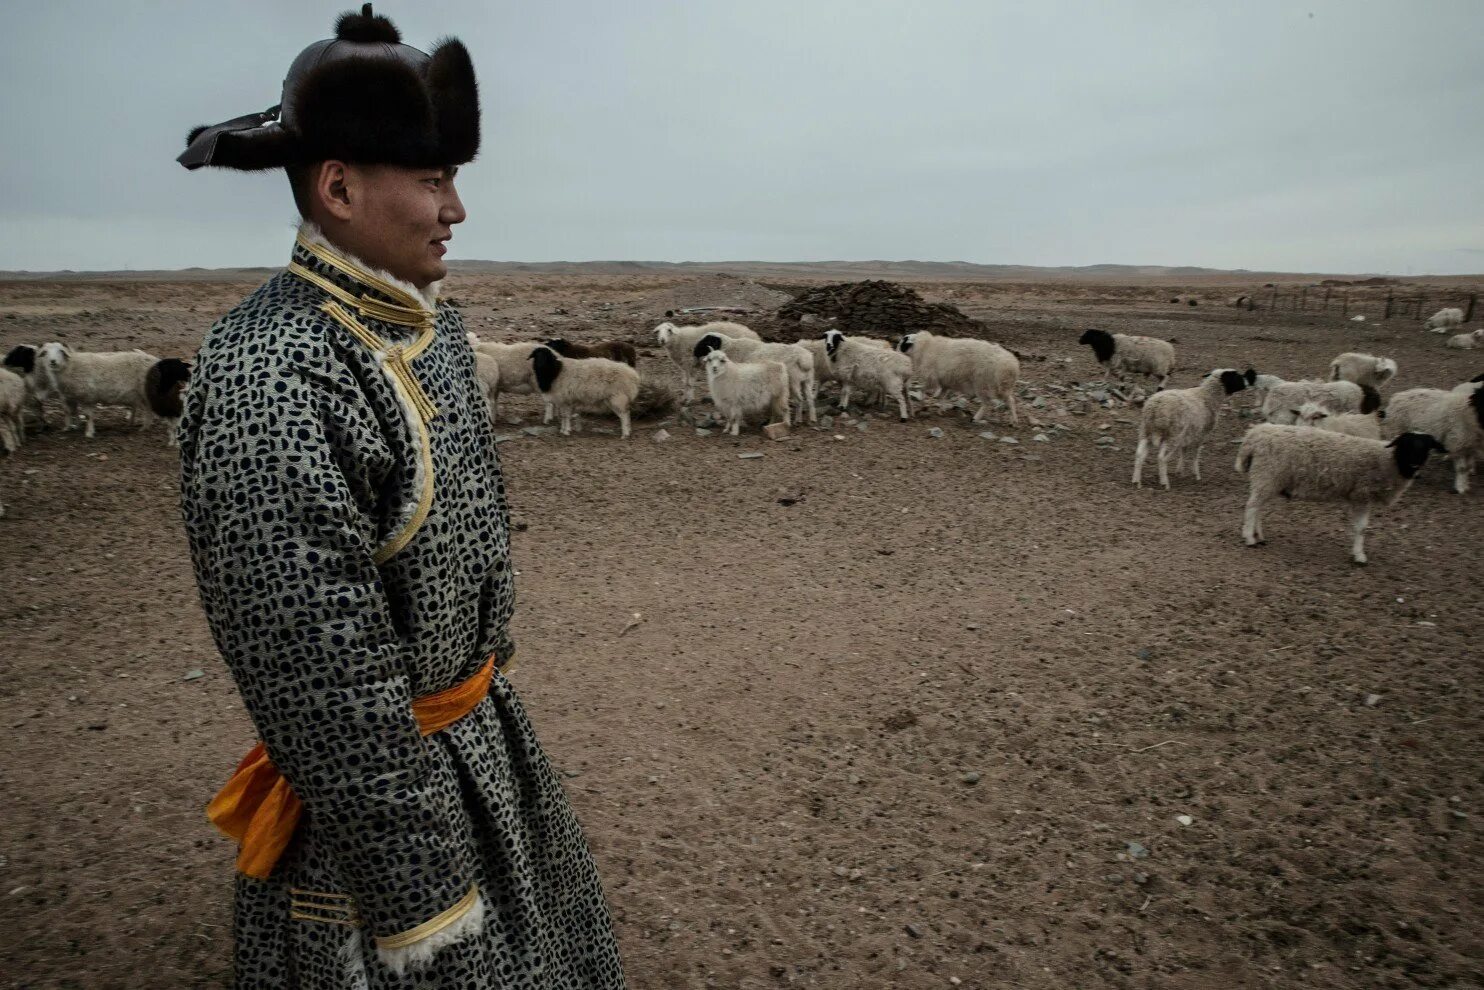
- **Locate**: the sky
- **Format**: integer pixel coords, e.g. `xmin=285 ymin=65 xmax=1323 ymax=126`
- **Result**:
xmin=1 ymin=0 xmax=1481 ymax=274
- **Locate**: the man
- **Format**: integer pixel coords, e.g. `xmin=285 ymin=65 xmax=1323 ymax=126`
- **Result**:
xmin=175 ymin=7 xmax=627 ymax=988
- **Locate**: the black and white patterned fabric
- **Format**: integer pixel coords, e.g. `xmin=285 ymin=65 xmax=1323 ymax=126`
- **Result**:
xmin=178 ymin=236 xmax=627 ymax=989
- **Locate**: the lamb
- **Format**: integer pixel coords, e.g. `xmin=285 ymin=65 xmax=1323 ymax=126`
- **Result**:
xmin=654 ymin=320 xmax=762 ymax=404
xmin=1383 ymin=385 xmax=1484 ymax=494
xmin=543 ymin=337 xmax=638 ymax=368
xmin=1255 ymin=373 xmax=1380 ymax=424
xmin=1235 ymin=425 xmax=1444 ymax=565
xmin=1077 ymin=329 xmax=1176 ymax=390
xmin=467 ymin=336 xmax=545 ymax=420
xmin=473 ymin=351 xmax=500 ymax=420
xmin=895 ymin=329 xmax=1020 ymax=424
xmin=1328 ymin=352 xmax=1397 ymax=388
xmin=1132 ymin=369 xmax=1248 ymax=488
xmin=823 ymin=330 xmax=914 ymax=422
xmin=798 ymin=335 xmax=889 ymax=386
xmin=701 ymin=350 xmax=790 ymax=435
xmin=143 ymin=358 xmax=192 ymax=447
xmin=4 ymin=344 xmax=51 ymax=433
xmin=692 ymin=333 xmax=816 ymax=424
xmin=0 ymin=366 xmax=25 ymax=452
xmin=1445 ymin=328 xmax=1484 ymax=350
xmin=36 ymin=343 xmax=159 ymax=438
xmin=528 ymin=346 xmax=641 ymax=438
xmin=1293 ymin=401 xmax=1383 ymax=440
xmin=1425 ymin=307 xmax=1464 ymax=332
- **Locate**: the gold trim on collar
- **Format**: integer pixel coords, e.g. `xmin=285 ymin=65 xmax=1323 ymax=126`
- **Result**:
xmin=374 ymin=885 xmax=479 ymax=951
xmin=288 ymin=261 xmax=434 ymax=332
xmin=294 ymin=231 xmax=433 ymax=317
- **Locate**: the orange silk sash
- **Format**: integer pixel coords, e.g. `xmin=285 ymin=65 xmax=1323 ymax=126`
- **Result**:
xmin=207 ymin=655 xmax=498 ymax=879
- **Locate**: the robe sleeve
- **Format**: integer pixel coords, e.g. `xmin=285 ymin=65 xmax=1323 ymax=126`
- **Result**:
xmin=179 ymin=352 xmax=478 ymax=945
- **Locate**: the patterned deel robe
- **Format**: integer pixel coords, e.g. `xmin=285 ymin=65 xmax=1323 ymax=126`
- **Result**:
xmin=178 ymin=233 xmax=627 ymax=989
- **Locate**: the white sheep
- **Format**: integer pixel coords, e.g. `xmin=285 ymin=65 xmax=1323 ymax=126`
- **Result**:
xmin=654 ymin=320 xmax=762 ymax=404
xmin=468 ymin=336 xmax=548 ymax=421
xmin=895 ymin=330 xmax=1020 ymax=424
xmin=1451 ymin=375 xmax=1484 ymax=395
xmin=1383 ymin=385 xmax=1484 ymax=494
xmin=1294 ymin=401 xmax=1383 ymax=440
xmin=0 ymin=367 xmax=25 ymax=452
xmin=701 ymin=350 xmax=790 ymax=435
xmin=1236 ymin=425 xmax=1444 ymax=565
xmin=1328 ymin=352 xmax=1397 ymax=388
xmin=1425 ymin=307 xmax=1465 ymax=332
xmin=1077 ymin=329 xmax=1176 ymax=390
xmin=3 ymin=345 xmax=49 ymax=434
xmin=1445 ymin=328 xmax=1484 ymax=350
xmin=528 ymin=346 xmax=640 ymax=438
xmin=1132 ymin=369 xmax=1248 ymax=488
xmin=473 ymin=351 xmax=500 ymax=420
xmin=36 ymin=343 xmax=159 ymax=439
xmin=692 ymin=333 xmax=816 ymax=424
xmin=798 ymin=335 xmax=889 ymax=386
xmin=1257 ymin=375 xmax=1379 ymax=424
xmin=822 ymin=330 xmax=914 ymax=422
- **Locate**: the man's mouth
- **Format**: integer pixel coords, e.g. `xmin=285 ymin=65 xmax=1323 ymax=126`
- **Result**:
xmin=431 ymin=236 xmax=450 ymax=256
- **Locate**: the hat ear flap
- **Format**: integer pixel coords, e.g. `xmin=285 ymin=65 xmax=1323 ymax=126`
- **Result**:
xmin=178 ymin=107 xmax=293 ymax=170
xmin=427 ymin=38 xmax=480 ymax=164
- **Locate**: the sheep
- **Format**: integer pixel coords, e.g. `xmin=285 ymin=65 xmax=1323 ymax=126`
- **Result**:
xmin=1077 ymin=329 xmax=1176 ymax=390
xmin=1445 ymin=328 xmax=1484 ymax=350
xmin=1256 ymin=374 xmax=1380 ymax=424
xmin=895 ymin=330 xmax=1020 ymax=424
xmin=4 ymin=344 xmax=51 ymax=433
xmin=1293 ymin=401 xmax=1383 ymax=440
xmin=528 ymin=346 xmax=640 ymax=438
xmin=700 ymin=350 xmax=790 ymax=435
xmin=473 ymin=351 xmax=500 ymax=420
xmin=692 ymin=333 xmax=816 ymax=424
xmin=1235 ymin=425 xmax=1444 ymax=565
xmin=798 ymin=335 xmax=889 ymax=386
xmin=823 ymin=330 xmax=913 ymax=422
xmin=654 ymin=320 xmax=762 ymax=404
xmin=543 ymin=337 xmax=638 ymax=368
xmin=1328 ymin=352 xmax=1397 ymax=388
xmin=1132 ymin=369 xmax=1248 ymax=488
xmin=1383 ymin=385 xmax=1484 ymax=494
xmin=467 ymin=336 xmax=546 ymax=421
xmin=1425 ymin=307 xmax=1464 ymax=332
xmin=0 ymin=367 xmax=25 ymax=452
xmin=144 ymin=358 xmax=192 ymax=447
xmin=36 ymin=343 xmax=158 ymax=439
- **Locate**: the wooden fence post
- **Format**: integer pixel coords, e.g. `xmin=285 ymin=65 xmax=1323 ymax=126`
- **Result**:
xmin=1466 ymin=294 xmax=1477 ymax=323
xmin=1299 ymin=286 xmax=1308 ymax=312
xmin=1324 ymin=286 xmax=1333 ymax=312
xmin=1269 ymin=286 xmax=1279 ymax=311
xmin=1341 ymin=291 xmax=1349 ymax=318
xmin=1384 ymin=291 xmax=1393 ymax=319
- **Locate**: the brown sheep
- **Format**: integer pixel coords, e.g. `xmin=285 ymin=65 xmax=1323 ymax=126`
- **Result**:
xmin=543 ymin=338 xmax=637 ymax=368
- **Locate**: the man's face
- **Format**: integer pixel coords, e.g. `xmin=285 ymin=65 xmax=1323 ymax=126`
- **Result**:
xmin=343 ymin=164 xmax=466 ymax=288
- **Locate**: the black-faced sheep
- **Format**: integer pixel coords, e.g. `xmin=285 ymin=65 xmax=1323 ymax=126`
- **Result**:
xmin=1132 ymin=369 xmax=1247 ymax=488
xmin=1236 ymin=426 xmax=1445 ymax=565
xmin=1077 ymin=329 xmax=1175 ymax=391
xmin=529 ymin=346 xmax=641 ymax=438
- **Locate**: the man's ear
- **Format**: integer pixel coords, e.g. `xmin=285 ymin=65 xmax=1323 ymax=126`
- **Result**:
xmin=315 ymin=161 xmax=354 ymax=221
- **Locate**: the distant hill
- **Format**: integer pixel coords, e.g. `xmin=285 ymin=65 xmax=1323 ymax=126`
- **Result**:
xmin=1 ymin=259 xmax=1477 ymax=285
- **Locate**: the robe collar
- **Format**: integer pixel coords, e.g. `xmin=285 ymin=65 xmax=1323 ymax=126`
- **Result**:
xmin=288 ymin=222 xmax=442 ymax=326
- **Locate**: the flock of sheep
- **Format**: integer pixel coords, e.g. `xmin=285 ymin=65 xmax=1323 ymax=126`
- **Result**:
xmin=2 ymin=304 xmax=1479 ymax=566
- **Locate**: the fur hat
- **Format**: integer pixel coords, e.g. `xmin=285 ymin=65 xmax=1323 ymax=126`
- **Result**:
xmin=179 ymin=5 xmax=479 ymax=170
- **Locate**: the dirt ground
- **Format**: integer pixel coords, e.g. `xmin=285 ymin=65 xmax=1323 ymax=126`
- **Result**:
xmin=1 ymin=269 xmax=1481 ymax=990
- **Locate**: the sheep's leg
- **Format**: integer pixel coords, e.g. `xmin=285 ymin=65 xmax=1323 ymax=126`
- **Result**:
xmin=83 ymin=409 xmax=96 ymax=440
xmin=1348 ymin=505 xmax=1371 ymax=565
xmin=560 ymin=409 xmax=572 ymax=436
xmin=1132 ymin=434 xmax=1148 ymax=487
xmin=806 ymin=376 xmax=817 ymax=424
xmin=681 ymin=368 xmax=695 ymax=406
xmin=617 ymin=404 xmax=631 ymax=439
xmin=1156 ymin=441 xmax=1172 ymax=489
xmin=1005 ymin=390 xmax=1019 ymax=425
xmin=971 ymin=401 xmax=987 ymax=424
xmin=542 ymin=397 xmax=554 ymax=424
xmin=1453 ymin=455 xmax=1472 ymax=495
xmin=1242 ymin=488 xmax=1269 ymax=546
xmin=838 ymin=382 xmax=852 ymax=413
xmin=61 ymin=398 xmax=79 ymax=431
xmin=1192 ymin=443 xmax=1203 ymax=481
xmin=896 ymin=383 xmax=911 ymax=422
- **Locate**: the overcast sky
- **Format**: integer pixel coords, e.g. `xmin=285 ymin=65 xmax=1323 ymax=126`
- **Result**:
xmin=2 ymin=1 xmax=1481 ymax=274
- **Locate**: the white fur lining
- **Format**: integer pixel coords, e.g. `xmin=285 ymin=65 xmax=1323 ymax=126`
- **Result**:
xmin=376 ymin=893 xmax=486 ymax=975
xmin=297 ymin=222 xmax=443 ymax=311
